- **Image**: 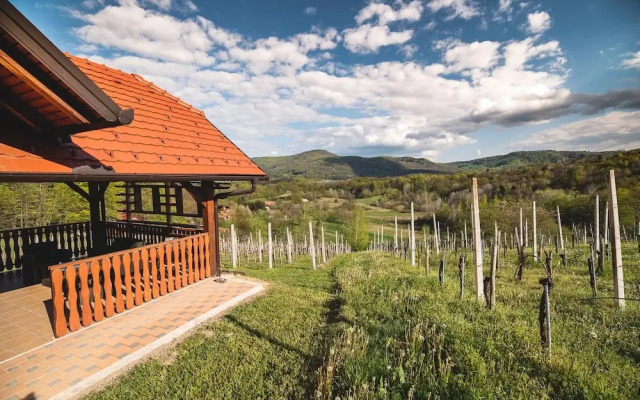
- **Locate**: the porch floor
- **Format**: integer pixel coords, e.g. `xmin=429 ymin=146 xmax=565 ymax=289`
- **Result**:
xmin=0 ymin=275 xmax=264 ymax=400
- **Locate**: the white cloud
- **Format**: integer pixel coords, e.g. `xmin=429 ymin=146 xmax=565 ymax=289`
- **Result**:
xmin=621 ymin=51 xmax=640 ymax=70
xmin=303 ymin=6 xmax=317 ymax=15
xmin=511 ymin=111 xmax=640 ymax=150
xmin=343 ymin=24 xmax=414 ymax=54
xmin=355 ymin=1 xmax=423 ymax=25
xmin=498 ymin=0 xmax=512 ymax=13
xmin=66 ymin=1 xmax=636 ymax=160
xmin=427 ymin=0 xmax=481 ymax=20
xmin=526 ymin=11 xmax=551 ymax=34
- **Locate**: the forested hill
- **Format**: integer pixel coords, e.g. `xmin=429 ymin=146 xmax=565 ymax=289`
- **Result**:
xmin=253 ymin=149 xmax=605 ymax=180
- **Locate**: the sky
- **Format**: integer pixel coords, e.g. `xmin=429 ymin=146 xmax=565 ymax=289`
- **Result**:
xmin=12 ymin=0 xmax=640 ymax=162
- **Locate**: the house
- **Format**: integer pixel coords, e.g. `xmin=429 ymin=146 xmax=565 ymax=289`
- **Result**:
xmin=0 ymin=0 xmax=266 ymax=343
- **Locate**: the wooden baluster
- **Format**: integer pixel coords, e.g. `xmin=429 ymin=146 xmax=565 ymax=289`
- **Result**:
xmin=158 ymin=245 xmax=167 ymax=296
xmin=65 ymin=224 xmax=73 ymax=256
xmin=91 ymin=260 xmax=104 ymax=322
xmin=112 ymin=255 xmax=124 ymax=313
xmin=66 ymin=266 xmax=81 ymax=332
xmin=193 ymin=236 xmax=200 ymax=282
xmin=204 ymin=233 xmax=211 ymax=277
xmin=165 ymin=242 xmax=174 ymax=293
xmin=187 ymin=237 xmax=194 ymax=285
xmin=102 ymin=257 xmax=115 ymax=317
xmin=0 ymin=244 xmax=5 ymax=272
xmin=180 ymin=239 xmax=188 ymax=287
xmin=4 ymin=232 xmax=13 ymax=270
xmin=51 ymin=268 xmax=67 ymax=337
xmin=141 ymin=248 xmax=151 ymax=302
xmin=173 ymin=241 xmax=181 ymax=290
xmin=150 ymin=247 xmax=159 ymax=299
xmin=122 ymin=252 xmax=134 ymax=309
xmin=79 ymin=224 xmax=86 ymax=255
xmin=132 ymin=251 xmax=143 ymax=306
xmin=78 ymin=262 xmax=92 ymax=327
xmin=199 ymin=235 xmax=206 ymax=279
xmin=11 ymin=231 xmax=19 ymax=269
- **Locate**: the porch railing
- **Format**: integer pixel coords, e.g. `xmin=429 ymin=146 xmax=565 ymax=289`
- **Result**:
xmin=49 ymin=232 xmax=210 ymax=337
xmin=0 ymin=222 xmax=92 ymax=272
xmin=105 ymin=221 xmax=203 ymax=247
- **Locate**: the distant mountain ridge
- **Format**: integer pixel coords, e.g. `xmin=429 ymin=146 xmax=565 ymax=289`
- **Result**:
xmin=253 ymin=149 xmax=606 ymax=180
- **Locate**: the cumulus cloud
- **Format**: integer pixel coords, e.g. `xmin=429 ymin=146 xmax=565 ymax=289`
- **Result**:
xmin=526 ymin=11 xmax=551 ymax=34
xmin=621 ymin=51 xmax=640 ymax=70
xmin=427 ymin=0 xmax=481 ymax=20
xmin=303 ymin=6 xmax=317 ymax=16
xmin=511 ymin=111 xmax=640 ymax=150
xmin=66 ymin=1 xmax=640 ymax=159
xmin=343 ymin=24 xmax=414 ymax=53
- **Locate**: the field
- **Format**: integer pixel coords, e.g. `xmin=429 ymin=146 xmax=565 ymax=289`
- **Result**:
xmin=85 ymin=243 xmax=640 ymax=399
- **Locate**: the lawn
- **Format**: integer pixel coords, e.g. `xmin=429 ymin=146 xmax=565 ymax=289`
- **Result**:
xmin=85 ymin=245 xmax=640 ymax=399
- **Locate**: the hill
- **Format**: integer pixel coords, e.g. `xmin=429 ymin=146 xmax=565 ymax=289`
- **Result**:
xmin=253 ymin=149 xmax=604 ymax=180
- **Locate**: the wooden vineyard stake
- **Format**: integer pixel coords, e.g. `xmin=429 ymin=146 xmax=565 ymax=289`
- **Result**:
xmin=309 ymin=221 xmax=316 ymax=270
xmin=410 ymin=202 xmax=416 ymax=266
xmin=471 ymin=178 xmax=484 ymax=300
xmin=268 ymin=223 xmax=273 ymax=269
xmin=607 ymin=170 xmax=625 ymax=309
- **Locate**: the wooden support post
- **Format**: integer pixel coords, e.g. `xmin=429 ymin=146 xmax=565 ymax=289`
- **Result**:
xmin=410 ymin=202 xmax=416 ymax=266
xmin=198 ymin=182 xmax=218 ymax=276
xmin=268 ymin=223 xmax=273 ymax=269
xmin=594 ymin=195 xmax=600 ymax=254
xmin=88 ymin=182 xmax=107 ymax=254
xmin=607 ymin=170 xmax=625 ymax=309
xmin=533 ymin=200 xmax=537 ymax=261
xmin=309 ymin=221 xmax=316 ymax=270
xmin=471 ymin=178 xmax=484 ymax=300
xmin=230 ymin=224 xmax=237 ymax=269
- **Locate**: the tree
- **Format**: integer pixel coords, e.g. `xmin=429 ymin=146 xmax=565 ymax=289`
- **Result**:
xmin=346 ymin=206 xmax=369 ymax=251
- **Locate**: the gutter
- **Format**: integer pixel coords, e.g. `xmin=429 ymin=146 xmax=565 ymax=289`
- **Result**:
xmin=214 ymin=178 xmax=258 ymax=200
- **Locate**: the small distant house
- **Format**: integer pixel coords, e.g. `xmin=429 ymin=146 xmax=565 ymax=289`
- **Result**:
xmin=0 ymin=0 xmax=266 ymax=338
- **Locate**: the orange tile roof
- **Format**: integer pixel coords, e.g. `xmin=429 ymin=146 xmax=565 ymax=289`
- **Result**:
xmin=0 ymin=55 xmax=266 ymax=179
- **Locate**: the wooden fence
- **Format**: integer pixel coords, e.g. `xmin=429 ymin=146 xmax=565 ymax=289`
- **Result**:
xmin=49 ymin=232 xmax=210 ymax=337
xmin=105 ymin=221 xmax=203 ymax=246
xmin=0 ymin=222 xmax=91 ymax=272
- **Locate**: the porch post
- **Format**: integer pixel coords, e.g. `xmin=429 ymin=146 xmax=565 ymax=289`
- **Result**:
xmin=201 ymin=182 xmax=219 ymax=277
xmin=89 ymin=182 xmax=107 ymax=254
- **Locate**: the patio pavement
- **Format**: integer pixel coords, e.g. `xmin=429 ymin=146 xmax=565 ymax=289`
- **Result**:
xmin=0 ymin=275 xmax=264 ymax=400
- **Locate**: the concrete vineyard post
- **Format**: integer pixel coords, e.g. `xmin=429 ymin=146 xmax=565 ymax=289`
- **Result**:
xmin=321 ymin=225 xmax=326 ymax=264
xmin=471 ymin=178 xmax=484 ymax=300
xmin=309 ymin=221 xmax=316 ymax=270
xmin=607 ymin=170 xmax=625 ymax=309
xmin=519 ymin=207 xmax=523 ymax=247
xmin=394 ymin=215 xmax=399 ymax=256
xmin=268 ymin=223 xmax=273 ymax=269
xmin=594 ymin=195 xmax=600 ymax=253
xmin=287 ymin=227 xmax=292 ymax=264
xmin=230 ymin=224 xmax=237 ymax=269
xmin=433 ymin=213 xmax=439 ymax=254
xmin=557 ymin=206 xmax=565 ymax=263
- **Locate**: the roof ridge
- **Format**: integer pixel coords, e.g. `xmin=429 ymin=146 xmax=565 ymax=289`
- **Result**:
xmin=130 ymin=73 xmax=206 ymax=117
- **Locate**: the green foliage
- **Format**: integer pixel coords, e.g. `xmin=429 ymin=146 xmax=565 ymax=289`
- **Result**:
xmin=346 ymin=206 xmax=369 ymax=251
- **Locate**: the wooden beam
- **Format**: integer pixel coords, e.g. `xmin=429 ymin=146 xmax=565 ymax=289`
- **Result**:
xmin=65 ymin=182 xmax=89 ymax=200
xmin=0 ymin=48 xmax=89 ymax=124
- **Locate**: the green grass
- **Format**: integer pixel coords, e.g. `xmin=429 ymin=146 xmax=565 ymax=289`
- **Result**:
xmin=85 ymin=246 xmax=640 ymax=400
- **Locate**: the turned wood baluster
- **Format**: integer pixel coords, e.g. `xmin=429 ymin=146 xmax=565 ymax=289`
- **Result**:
xmin=173 ymin=241 xmax=181 ymax=290
xmin=51 ymin=268 xmax=67 ymax=337
xmin=91 ymin=260 xmax=104 ymax=322
xmin=122 ymin=252 xmax=134 ymax=309
xmin=193 ymin=236 xmax=200 ymax=282
xmin=180 ymin=239 xmax=188 ymax=287
xmin=79 ymin=262 xmax=92 ymax=327
xmin=165 ymin=242 xmax=174 ymax=293
xmin=199 ymin=235 xmax=206 ymax=279
xmin=150 ymin=247 xmax=159 ymax=299
xmin=141 ymin=248 xmax=151 ymax=302
xmin=112 ymin=255 xmax=124 ymax=313
xmin=204 ymin=233 xmax=211 ymax=277
xmin=187 ymin=237 xmax=194 ymax=285
xmin=158 ymin=245 xmax=167 ymax=296
xmin=133 ymin=251 xmax=143 ymax=306
xmin=103 ymin=257 xmax=114 ymax=317
xmin=66 ymin=267 xmax=81 ymax=332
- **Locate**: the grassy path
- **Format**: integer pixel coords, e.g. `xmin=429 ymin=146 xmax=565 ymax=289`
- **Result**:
xmin=86 ymin=249 xmax=640 ymax=399
xmin=86 ymin=256 xmax=335 ymax=400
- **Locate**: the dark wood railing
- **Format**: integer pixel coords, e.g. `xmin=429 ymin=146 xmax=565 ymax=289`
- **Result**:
xmin=0 ymin=222 xmax=92 ymax=272
xmin=105 ymin=221 xmax=203 ymax=247
xmin=49 ymin=232 xmax=210 ymax=337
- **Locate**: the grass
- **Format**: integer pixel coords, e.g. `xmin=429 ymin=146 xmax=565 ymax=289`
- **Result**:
xmin=85 ymin=245 xmax=640 ymax=399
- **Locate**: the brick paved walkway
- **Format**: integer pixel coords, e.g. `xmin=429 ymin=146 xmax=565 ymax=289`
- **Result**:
xmin=0 ymin=276 xmax=264 ymax=400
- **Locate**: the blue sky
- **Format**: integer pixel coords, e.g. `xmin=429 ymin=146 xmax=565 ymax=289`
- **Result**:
xmin=13 ymin=0 xmax=640 ymax=161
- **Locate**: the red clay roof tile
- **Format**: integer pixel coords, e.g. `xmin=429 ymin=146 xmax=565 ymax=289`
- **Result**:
xmin=0 ymin=55 xmax=266 ymax=179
